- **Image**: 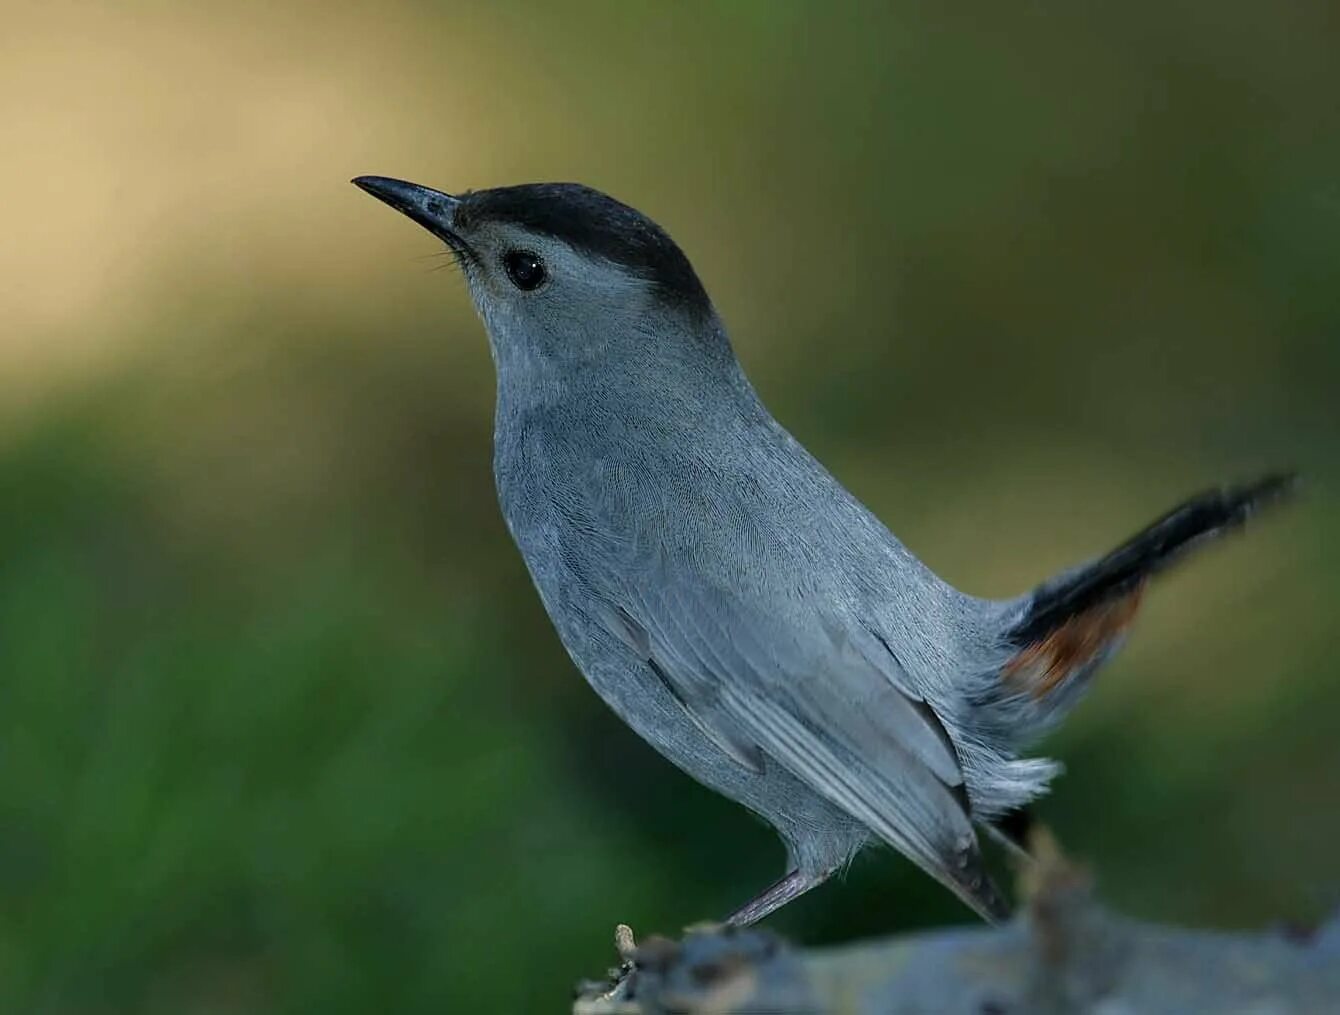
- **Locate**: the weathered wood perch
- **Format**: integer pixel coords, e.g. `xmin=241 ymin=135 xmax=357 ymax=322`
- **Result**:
xmin=574 ymin=835 xmax=1339 ymax=1014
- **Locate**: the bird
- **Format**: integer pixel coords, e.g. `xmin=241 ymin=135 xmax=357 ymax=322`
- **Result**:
xmin=352 ymin=174 xmax=1294 ymax=925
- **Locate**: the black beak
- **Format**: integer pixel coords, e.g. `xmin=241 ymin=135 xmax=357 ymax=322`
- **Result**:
xmin=352 ymin=176 xmax=467 ymax=251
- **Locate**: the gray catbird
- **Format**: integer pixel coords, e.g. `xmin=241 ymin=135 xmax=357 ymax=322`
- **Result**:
xmin=352 ymin=175 xmax=1293 ymax=924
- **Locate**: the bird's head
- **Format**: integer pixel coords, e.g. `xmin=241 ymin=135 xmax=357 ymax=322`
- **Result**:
xmin=353 ymin=176 xmax=729 ymax=385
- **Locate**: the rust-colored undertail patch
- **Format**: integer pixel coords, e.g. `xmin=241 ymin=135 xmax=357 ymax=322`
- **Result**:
xmin=1002 ymin=586 xmax=1145 ymax=698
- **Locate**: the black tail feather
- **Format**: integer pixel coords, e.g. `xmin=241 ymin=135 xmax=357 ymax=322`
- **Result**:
xmin=1009 ymin=472 xmax=1297 ymax=648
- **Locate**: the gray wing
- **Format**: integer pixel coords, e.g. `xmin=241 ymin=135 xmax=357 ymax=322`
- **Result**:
xmin=602 ymin=571 xmax=1009 ymax=923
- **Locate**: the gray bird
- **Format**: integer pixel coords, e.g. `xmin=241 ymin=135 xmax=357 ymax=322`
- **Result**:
xmin=352 ymin=175 xmax=1293 ymax=924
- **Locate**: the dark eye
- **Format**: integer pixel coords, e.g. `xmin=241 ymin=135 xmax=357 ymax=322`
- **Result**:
xmin=503 ymin=249 xmax=547 ymax=291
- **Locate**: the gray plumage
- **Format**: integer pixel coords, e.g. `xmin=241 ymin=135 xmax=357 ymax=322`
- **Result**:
xmin=352 ymin=175 xmax=1294 ymax=924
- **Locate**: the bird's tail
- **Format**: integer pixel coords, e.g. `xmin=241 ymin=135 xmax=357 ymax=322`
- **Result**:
xmin=997 ymin=472 xmax=1297 ymax=720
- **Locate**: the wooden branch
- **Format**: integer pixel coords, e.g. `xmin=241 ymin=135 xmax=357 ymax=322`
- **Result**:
xmin=574 ymin=834 xmax=1339 ymax=1014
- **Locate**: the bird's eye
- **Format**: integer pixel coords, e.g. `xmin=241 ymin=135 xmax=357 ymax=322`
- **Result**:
xmin=503 ymin=249 xmax=547 ymax=291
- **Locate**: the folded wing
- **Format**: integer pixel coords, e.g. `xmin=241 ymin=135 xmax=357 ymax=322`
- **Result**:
xmin=604 ymin=571 xmax=1009 ymax=922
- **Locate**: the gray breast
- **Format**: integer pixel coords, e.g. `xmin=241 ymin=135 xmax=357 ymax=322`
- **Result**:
xmin=492 ymin=414 xmax=869 ymax=875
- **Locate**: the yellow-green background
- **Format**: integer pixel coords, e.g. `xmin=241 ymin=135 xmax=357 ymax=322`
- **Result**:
xmin=2 ymin=2 xmax=1336 ymax=1010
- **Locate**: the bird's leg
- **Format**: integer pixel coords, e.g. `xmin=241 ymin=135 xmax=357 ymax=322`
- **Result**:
xmin=725 ymin=868 xmax=826 ymax=927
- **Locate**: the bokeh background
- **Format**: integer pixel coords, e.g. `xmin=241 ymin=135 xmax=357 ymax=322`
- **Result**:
xmin=2 ymin=1 xmax=1337 ymax=1010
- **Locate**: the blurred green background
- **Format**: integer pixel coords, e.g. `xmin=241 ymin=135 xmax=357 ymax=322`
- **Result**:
xmin=1 ymin=1 xmax=1337 ymax=1010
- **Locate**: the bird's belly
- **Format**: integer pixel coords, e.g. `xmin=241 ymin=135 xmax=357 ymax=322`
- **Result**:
xmin=494 ymin=436 xmax=868 ymax=870
xmin=512 ymin=531 xmax=867 ymax=873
